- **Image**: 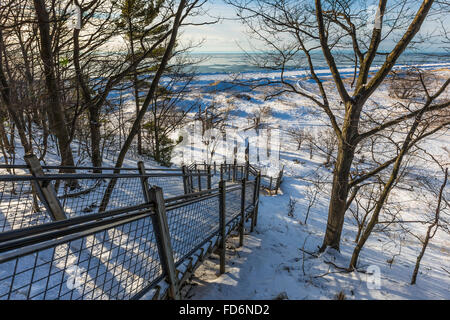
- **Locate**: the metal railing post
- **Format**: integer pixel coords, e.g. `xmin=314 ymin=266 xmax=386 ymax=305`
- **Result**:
xmin=219 ymin=179 xmax=226 ymax=274
xmin=207 ymin=165 xmax=212 ymax=190
xmin=275 ymin=166 xmax=284 ymax=195
xmin=253 ymin=172 xmax=261 ymax=229
xmin=245 ymin=161 xmax=250 ymax=180
xmin=149 ymin=186 xmax=180 ymax=300
xmin=181 ymin=165 xmax=189 ymax=194
xmin=239 ymin=178 xmax=246 ymax=247
xmin=197 ymin=169 xmax=202 ymax=191
xmin=24 ymin=154 xmax=66 ymax=221
xmin=137 ymin=161 xmax=151 ymax=200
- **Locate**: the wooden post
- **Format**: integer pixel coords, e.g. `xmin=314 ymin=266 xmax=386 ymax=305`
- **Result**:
xmin=207 ymin=165 xmax=212 ymax=190
xmin=251 ymin=173 xmax=260 ymax=232
xmin=24 ymin=154 xmax=66 ymax=221
xmin=239 ymin=178 xmax=246 ymax=247
xmin=219 ymin=180 xmax=226 ymax=274
xmin=181 ymin=165 xmax=189 ymax=194
xmin=253 ymin=172 xmax=261 ymax=228
xmin=214 ymin=161 xmax=217 ymax=175
xmin=197 ymin=169 xmax=202 ymax=191
xmin=245 ymin=143 xmax=249 ymax=163
xmin=220 ymin=163 xmax=224 ymax=181
xmin=275 ymin=166 xmax=284 ymax=195
xmin=137 ymin=161 xmax=151 ymax=201
xmin=232 ymin=159 xmax=237 ymax=182
xmin=245 ymin=161 xmax=250 ymax=180
xmin=149 ymin=186 xmax=180 ymax=300
xmin=189 ymin=168 xmax=193 ymax=192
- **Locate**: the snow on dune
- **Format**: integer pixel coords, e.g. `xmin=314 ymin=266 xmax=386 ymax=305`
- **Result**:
xmin=181 ymin=63 xmax=450 ymax=300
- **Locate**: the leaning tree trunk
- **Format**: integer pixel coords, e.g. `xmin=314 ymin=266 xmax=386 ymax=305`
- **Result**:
xmin=88 ymin=104 xmax=102 ymax=169
xmin=33 ymin=0 xmax=76 ymax=170
xmin=320 ymin=109 xmax=359 ymax=251
xmin=73 ymin=26 xmax=102 ymax=172
xmin=98 ymin=0 xmax=186 ymax=212
xmin=128 ymin=16 xmax=142 ymax=155
xmin=349 ymin=100 xmax=430 ymax=269
xmin=0 ymin=27 xmax=33 ymax=155
xmin=411 ymin=168 xmax=448 ymax=284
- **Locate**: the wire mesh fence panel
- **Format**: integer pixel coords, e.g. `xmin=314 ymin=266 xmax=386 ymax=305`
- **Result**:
xmin=56 ymin=177 xmax=145 ymax=218
xmin=260 ymin=175 xmax=273 ymax=189
xmin=0 ymin=180 xmax=50 ymax=232
xmin=0 ymin=162 xmax=260 ymax=299
xmin=0 ymin=214 xmax=162 ymax=300
xmin=235 ymin=168 xmax=245 ymax=181
xmin=245 ymin=181 xmax=255 ymax=212
xmin=210 ymin=174 xmax=221 ymax=189
xmin=225 ymin=186 xmax=242 ymax=224
xmin=166 ymin=195 xmax=220 ymax=265
xmin=186 ymin=170 xmax=210 ymax=193
xmin=147 ymin=175 xmax=185 ymax=199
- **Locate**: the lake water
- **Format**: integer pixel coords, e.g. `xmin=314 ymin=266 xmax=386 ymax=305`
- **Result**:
xmin=186 ymin=51 xmax=450 ymax=74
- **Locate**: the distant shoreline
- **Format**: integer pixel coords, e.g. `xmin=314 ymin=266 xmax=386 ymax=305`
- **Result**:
xmin=182 ymin=52 xmax=450 ymax=74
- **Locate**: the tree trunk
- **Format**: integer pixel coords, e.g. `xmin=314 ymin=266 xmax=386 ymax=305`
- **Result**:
xmin=349 ymin=101 xmax=430 ymax=269
xmin=88 ymin=104 xmax=102 ymax=169
xmin=99 ymin=0 xmax=186 ymax=212
xmin=128 ymin=16 xmax=142 ymax=155
xmin=0 ymin=27 xmax=34 ymax=155
xmin=320 ymin=116 xmax=357 ymax=251
xmin=33 ymin=0 xmax=75 ymax=170
xmin=154 ymin=120 xmax=160 ymax=162
xmin=73 ymin=25 xmax=102 ymax=172
xmin=411 ymin=168 xmax=447 ymax=284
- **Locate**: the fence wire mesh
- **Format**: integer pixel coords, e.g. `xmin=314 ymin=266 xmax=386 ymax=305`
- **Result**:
xmin=245 ymin=181 xmax=255 ymax=213
xmin=57 ymin=176 xmax=145 ymax=217
xmin=0 ymin=213 xmax=162 ymax=300
xmin=0 ymin=162 xmax=260 ymax=300
xmin=188 ymin=172 xmax=210 ymax=193
xmin=148 ymin=175 xmax=185 ymax=198
xmin=225 ymin=185 xmax=242 ymax=224
xmin=166 ymin=195 xmax=220 ymax=265
xmin=0 ymin=180 xmax=50 ymax=232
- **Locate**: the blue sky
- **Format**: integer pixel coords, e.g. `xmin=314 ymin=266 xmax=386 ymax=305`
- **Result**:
xmin=181 ymin=1 xmax=449 ymax=53
xmin=181 ymin=1 xmax=249 ymax=52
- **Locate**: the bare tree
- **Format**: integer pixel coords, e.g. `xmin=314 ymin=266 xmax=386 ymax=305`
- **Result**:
xmin=33 ymin=0 xmax=76 ymax=170
xmin=227 ymin=0 xmax=450 ymax=251
xmin=288 ymin=128 xmax=306 ymax=151
xmin=349 ymin=71 xmax=450 ymax=269
xmin=411 ymin=166 xmax=448 ymax=284
xmin=99 ymin=0 xmax=212 ymax=211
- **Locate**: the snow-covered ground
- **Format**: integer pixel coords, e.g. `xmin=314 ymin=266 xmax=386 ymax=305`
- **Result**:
xmin=174 ymin=63 xmax=450 ymax=300
xmin=1 ymin=62 xmax=449 ymax=300
xmin=183 ymin=176 xmax=450 ymax=299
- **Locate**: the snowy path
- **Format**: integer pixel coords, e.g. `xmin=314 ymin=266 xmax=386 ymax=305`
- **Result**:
xmin=185 ymin=177 xmax=450 ymax=300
